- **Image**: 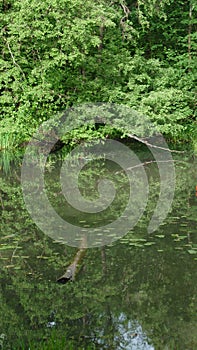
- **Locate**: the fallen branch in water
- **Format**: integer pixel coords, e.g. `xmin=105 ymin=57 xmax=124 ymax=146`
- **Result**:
xmin=126 ymin=159 xmax=183 ymax=170
xmin=56 ymin=239 xmax=86 ymax=284
xmin=126 ymin=134 xmax=185 ymax=153
xmin=115 ymin=159 xmax=184 ymax=174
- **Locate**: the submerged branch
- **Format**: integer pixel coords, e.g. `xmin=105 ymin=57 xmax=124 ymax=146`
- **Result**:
xmin=115 ymin=159 xmax=185 ymax=174
xmin=127 ymin=159 xmax=183 ymax=170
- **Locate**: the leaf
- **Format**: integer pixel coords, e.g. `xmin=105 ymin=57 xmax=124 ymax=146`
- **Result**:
xmin=144 ymin=242 xmax=156 ymax=246
xmin=188 ymin=249 xmax=197 ymax=255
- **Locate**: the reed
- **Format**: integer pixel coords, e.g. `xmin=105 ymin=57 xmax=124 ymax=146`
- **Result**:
xmin=0 ymin=131 xmax=16 ymax=151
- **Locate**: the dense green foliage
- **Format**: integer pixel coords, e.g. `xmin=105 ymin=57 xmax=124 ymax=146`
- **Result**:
xmin=0 ymin=0 xmax=196 ymax=149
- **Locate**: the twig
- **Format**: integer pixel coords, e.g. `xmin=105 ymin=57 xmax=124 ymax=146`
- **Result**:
xmin=5 ymin=39 xmax=26 ymax=80
xmin=120 ymin=1 xmax=130 ymax=39
xmin=0 ymin=195 xmax=4 ymax=210
xmin=10 ymin=241 xmax=19 ymax=264
xmin=120 ymin=1 xmax=130 ymax=25
xmin=14 ymin=171 xmax=21 ymax=183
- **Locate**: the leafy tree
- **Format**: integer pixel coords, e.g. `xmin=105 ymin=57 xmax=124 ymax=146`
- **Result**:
xmin=0 ymin=0 xmax=196 ymax=149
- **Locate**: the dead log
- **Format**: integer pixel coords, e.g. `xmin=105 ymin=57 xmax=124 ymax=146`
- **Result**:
xmin=56 ymin=240 xmax=86 ymax=284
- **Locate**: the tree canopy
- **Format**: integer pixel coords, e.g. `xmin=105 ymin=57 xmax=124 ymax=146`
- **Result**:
xmin=0 ymin=0 xmax=196 ymax=149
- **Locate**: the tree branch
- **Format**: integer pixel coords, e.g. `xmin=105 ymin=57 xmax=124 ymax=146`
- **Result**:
xmin=5 ymin=39 xmax=26 ymax=80
xmin=126 ymin=133 xmax=185 ymax=153
xmin=120 ymin=1 xmax=130 ymax=39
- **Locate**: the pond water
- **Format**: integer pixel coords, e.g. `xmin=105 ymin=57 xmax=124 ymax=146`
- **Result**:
xmin=0 ymin=147 xmax=197 ymax=350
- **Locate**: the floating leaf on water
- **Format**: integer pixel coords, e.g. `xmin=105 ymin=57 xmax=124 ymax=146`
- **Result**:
xmin=129 ymin=243 xmax=143 ymax=247
xmin=130 ymin=238 xmax=147 ymax=242
xmin=108 ymin=233 xmax=118 ymax=237
xmin=0 ymin=245 xmax=17 ymax=250
xmin=188 ymin=250 xmax=197 ymax=255
xmin=144 ymin=242 xmax=156 ymax=246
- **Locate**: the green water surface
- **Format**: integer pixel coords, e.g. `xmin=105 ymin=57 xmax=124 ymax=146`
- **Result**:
xmin=0 ymin=149 xmax=196 ymax=350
